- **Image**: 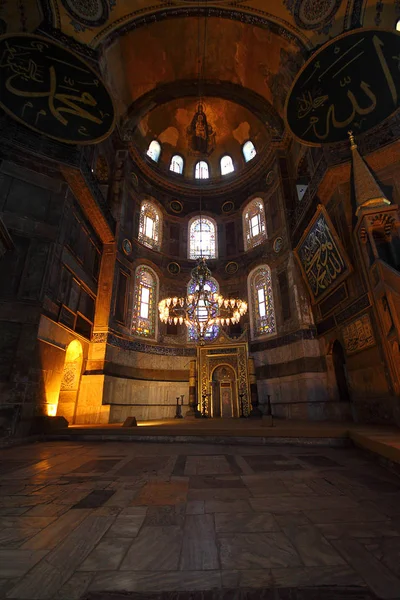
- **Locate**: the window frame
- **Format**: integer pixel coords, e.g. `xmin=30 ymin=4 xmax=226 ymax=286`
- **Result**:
xmin=220 ymin=155 xmax=235 ymax=176
xmin=243 ymin=197 xmax=267 ymax=251
xmin=188 ymin=215 xmax=218 ymax=260
xmin=194 ymin=160 xmax=210 ymax=180
xmin=248 ymin=264 xmax=276 ymax=340
xmin=138 ymin=199 xmax=163 ymax=251
xmin=146 ymin=140 xmax=161 ymax=163
xmin=131 ymin=265 xmax=159 ymax=341
xmin=242 ymin=140 xmax=257 ymax=163
xmin=169 ymin=154 xmax=184 ymax=175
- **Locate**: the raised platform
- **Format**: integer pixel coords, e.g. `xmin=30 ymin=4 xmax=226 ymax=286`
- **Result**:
xmin=45 ymin=418 xmax=400 ymax=465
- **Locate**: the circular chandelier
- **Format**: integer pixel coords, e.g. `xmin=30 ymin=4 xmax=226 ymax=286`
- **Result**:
xmin=158 ymin=258 xmax=247 ymax=344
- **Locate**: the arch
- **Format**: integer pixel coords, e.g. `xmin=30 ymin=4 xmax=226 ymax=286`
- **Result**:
xmin=170 ymin=154 xmax=184 ymax=174
xmin=132 ymin=265 xmax=159 ymax=340
xmin=248 ymin=265 xmax=276 ymax=339
xmin=220 ymin=155 xmax=234 ymax=176
xmin=211 ymin=364 xmax=238 ymax=418
xmin=195 ymin=161 xmax=209 ymax=180
xmin=138 ymin=199 xmax=162 ymax=251
xmin=242 ymin=140 xmax=257 ymax=162
xmin=146 ymin=140 xmax=161 ymax=162
xmin=332 ymin=340 xmax=350 ymax=402
xmin=396 ymin=18 xmax=400 ymax=31
xmin=187 ymin=275 xmax=220 ymax=342
xmin=188 ymin=216 xmax=217 ymax=259
xmin=56 ymin=340 xmax=83 ymax=423
xmin=243 ymin=197 xmax=267 ymax=251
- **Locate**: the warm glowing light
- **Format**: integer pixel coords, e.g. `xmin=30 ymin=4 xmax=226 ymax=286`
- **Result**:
xmin=46 ymin=404 xmax=57 ymax=417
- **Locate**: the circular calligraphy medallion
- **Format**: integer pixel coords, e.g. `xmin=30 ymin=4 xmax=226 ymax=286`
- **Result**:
xmin=285 ymin=29 xmax=400 ymax=145
xmin=0 ymin=34 xmax=115 ymax=145
xmin=167 ymin=262 xmax=181 ymax=275
xmin=222 ymin=201 xmax=235 ymax=214
xmin=225 ymin=261 xmax=238 ymax=275
xmin=273 ymin=237 xmax=283 ymax=253
xmin=61 ymin=0 xmax=109 ymax=27
xmin=170 ymin=200 xmax=183 ymax=213
xmin=122 ymin=239 xmax=132 ymax=256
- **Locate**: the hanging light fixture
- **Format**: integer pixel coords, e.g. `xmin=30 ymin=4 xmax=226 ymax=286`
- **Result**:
xmin=159 ymin=258 xmax=247 ymax=345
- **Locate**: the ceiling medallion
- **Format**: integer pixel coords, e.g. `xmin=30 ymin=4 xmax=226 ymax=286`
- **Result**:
xmin=222 ymin=201 xmax=235 ymax=214
xmin=170 ymin=200 xmax=183 ymax=213
xmin=167 ymin=262 xmax=181 ymax=275
xmin=273 ymin=237 xmax=283 ymax=253
xmin=225 ymin=261 xmax=239 ymax=275
xmin=61 ymin=0 xmax=110 ymax=27
xmin=159 ymin=258 xmax=247 ymax=345
xmin=122 ymin=239 xmax=132 ymax=256
xmin=284 ymin=0 xmax=340 ymax=31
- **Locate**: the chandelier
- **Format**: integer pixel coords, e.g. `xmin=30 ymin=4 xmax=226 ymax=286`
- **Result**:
xmin=158 ymin=258 xmax=247 ymax=345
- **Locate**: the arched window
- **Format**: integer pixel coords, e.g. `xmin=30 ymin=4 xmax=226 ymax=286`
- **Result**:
xmin=146 ymin=140 xmax=161 ymax=162
xmin=243 ymin=197 xmax=267 ymax=251
xmin=242 ymin=140 xmax=256 ymax=163
xmin=396 ymin=19 xmax=400 ymax=31
xmin=170 ymin=155 xmax=184 ymax=174
xmin=132 ymin=265 xmax=158 ymax=339
xmin=248 ymin=265 xmax=276 ymax=339
xmin=138 ymin=200 xmax=162 ymax=251
xmin=188 ymin=216 xmax=217 ymax=259
xmin=195 ymin=161 xmax=209 ymax=179
xmin=187 ymin=276 xmax=219 ymax=342
xmin=220 ymin=155 xmax=234 ymax=176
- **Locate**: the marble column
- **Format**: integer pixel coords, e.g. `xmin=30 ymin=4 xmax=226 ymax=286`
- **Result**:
xmin=248 ymin=356 xmax=262 ymax=418
xmin=186 ymin=359 xmax=198 ymax=418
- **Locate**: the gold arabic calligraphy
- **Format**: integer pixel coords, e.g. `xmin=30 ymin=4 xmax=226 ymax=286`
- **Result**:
xmin=300 ymin=216 xmax=345 ymax=298
xmin=0 ymin=39 xmax=110 ymax=137
xmin=296 ymin=35 xmax=398 ymax=140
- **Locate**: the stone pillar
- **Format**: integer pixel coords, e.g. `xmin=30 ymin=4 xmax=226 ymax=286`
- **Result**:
xmin=248 ymin=356 xmax=262 ymax=418
xmin=75 ymin=243 xmax=116 ymax=424
xmin=186 ymin=359 xmax=198 ymax=418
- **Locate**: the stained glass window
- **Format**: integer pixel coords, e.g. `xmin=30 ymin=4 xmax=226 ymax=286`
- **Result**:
xmin=249 ymin=265 xmax=276 ymax=338
xmin=195 ymin=161 xmax=209 ymax=179
xmin=147 ymin=140 xmax=161 ymax=162
xmin=138 ymin=200 xmax=162 ymax=251
xmin=189 ymin=217 xmax=217 ymax=259
xmin=243 ymin=198 xmax=267 ymax=251
xmin=132 ymin=266 xmax=158 ymax=339
xmin=187 ymin=276 xmax=220 ymax=342
xmin=220 ymin=155 xmax=234 ymax=176
xmin=170 ymin=155 xmax=184 ymax=174
xmin=243 ymin=140 xmax=256 ymax=162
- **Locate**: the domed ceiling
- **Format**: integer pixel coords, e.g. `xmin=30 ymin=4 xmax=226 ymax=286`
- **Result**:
xmin=132 ymin=96 xmax=272 ymax=178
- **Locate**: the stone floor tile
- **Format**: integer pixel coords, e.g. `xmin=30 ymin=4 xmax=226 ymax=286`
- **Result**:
xmin=305 ymin=507 xmax=387 ymax=524
xmin=105 ymin=515 xmax=145 ymax=538
xmin=0 ymin=549 xmax=48 ymax=578
xmin=273 ymin=513 xmax=311 ymax=527
xmin=120 ymin=526 xmax=183 ymax=571
xmin=332 ymin=537 xmax=400 ymax=599
xmin=205 ymin=499 xmax=252 ymax=513
xmin=221 ymin=566 xmax=365 ymax=588
xmin=185 ymin=501 xmax=205 ymax=515
xmin=23 ymin=504 xmax=70 ymax=518
xmin=131 ymin=481 xmax=188 ymax=506
xmin=188 ymin=489 xmax=250 ymax=501
xmin=282 ymin=525 xmax=346 ymax=566
xmin=217 ymin=532 xmax=302 ymax=569
xmin=189 ymin=476 xmax=246 ymax=489
xmin=0 ymin=508 xmax=30 ymax=517
xmin=317 ymin=521 xmax=400 ymax=539
xmin=54 ymin=572 xmax=93 ymax=600
xmin=215 ymin=512 xmax=279 ymax=533
xmin=144 ymin=505 xmax=185 ymax=527
xmin=180 ymin=514 xmax=219 ymax=570
xmin=78 ymin=538 xmax=132 ymax=571
xmin=364 ymin=536 xmax=400 ymax=577
xmin=250 ymin=496 xmax=358 ymax=513
xmin=0 ymin=516 xmax=56 ymax=529
xmin=0 ymin=526 xmax=41 ymax=547
xmin=103 ymin=488 xmax=138 ymax=508
xmin=89 ymin=570 xmax=222 ymax=592
xmin=119 ymin=507 xmax=148 ymax=517
xmin=21 ymin=508 xmax=91 ymax=550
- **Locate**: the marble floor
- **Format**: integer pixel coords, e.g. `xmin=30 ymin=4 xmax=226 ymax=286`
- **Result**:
xmin=0 ymin=441 xmax=400 ymax=599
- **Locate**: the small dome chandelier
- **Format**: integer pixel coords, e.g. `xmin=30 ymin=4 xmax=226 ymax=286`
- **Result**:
xmin=158 ymin=258 xmax=247 ymax=345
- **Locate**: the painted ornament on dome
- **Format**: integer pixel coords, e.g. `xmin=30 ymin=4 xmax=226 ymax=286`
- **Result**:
xmin=187 ymin=103 xmax=216 ymax=156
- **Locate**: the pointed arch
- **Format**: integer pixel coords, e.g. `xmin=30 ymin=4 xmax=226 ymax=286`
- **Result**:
xmin=248 ymin=265 xmax=276 ymax=339
xmin=243 ymin=197 xmax=267 ymax=251
xmin=242 ymin=140 xmax=256 ymax=162
xmin=188 ymin=216 xmax=217 ymax=259
xmin=195 ymin=161 xmax=209 ymax=179
xmin=138 ymin=199 xmax=162 ymax=251
xmin=146 ymin=140 xmax=161 ymax=162
xmin=220 ymin=155 xmax=234 ymax=176
xmin=132 ymin=265 xmax=158 ymax=340
xmin=170 ymin=154 xmax=184 ymax=174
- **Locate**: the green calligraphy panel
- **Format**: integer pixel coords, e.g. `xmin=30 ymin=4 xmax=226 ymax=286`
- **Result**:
xmin=0 ymin=34 xmax=115 ymax=144
xmin=295 ymin=206 xmax=352 ymax=303
xmin=285 ymin=29 xmax=400 ymax=145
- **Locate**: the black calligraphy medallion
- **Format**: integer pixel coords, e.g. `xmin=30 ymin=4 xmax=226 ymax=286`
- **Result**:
xmin=295 ymin=206 xmax=352 ymax=303
xmin=0 ymin=34 xmax=115 ymax=144
xmin=285 ymin=29 xmax=400 ymax=145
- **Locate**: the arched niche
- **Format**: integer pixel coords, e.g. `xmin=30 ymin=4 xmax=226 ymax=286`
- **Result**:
xmin=56 ymin=340 xmax=84 ymax=423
